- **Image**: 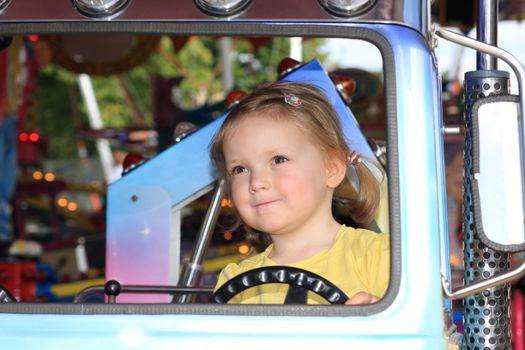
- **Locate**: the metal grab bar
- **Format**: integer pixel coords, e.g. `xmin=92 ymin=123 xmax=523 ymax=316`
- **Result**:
xmin=432 ymin=26 xmax=525 ymax=126
xmin=433 ymin=25 xmax=525 ymax=299
xmin=174 ymin=179 xmax=226 ymax=303
xmin=74 ymin=283 xmax=214 ymax=303
xmin=441 ymin=260 xmax=525 ymax=300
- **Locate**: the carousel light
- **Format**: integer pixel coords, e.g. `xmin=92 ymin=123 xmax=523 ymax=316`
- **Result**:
xmin=330 ymin=73 xmax=356 ymax=103
xmin=221 ymin=198 xmax=233 ymax=207
xmin=29 ymin=132 xmax=39 ymax=142
xmin=238 ymin=244 xmax=250 ymax=254
xmin=225 ymin=90 xmax=247 ymax=110
xmin=70 ymin=0 xmax=131 ymax=19
xmin=44 ymin=173 xmax=55 ymax=182
xmin=277 ymin=57 xmax=302 ymax=77
xmin=318 ymin=0 xmax=376 ymax=18
xmin=19 ymin=133 xmax=28 ymax=142
xmin=194 ymin=0 xmax=252 ymax=17
xmin=67 ymin=202 xmax=78 ymax=211
xmin=122 ymin=152 xmax=146 ymax=175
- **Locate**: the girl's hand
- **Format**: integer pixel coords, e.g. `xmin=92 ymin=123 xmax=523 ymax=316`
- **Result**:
xmin=345 ymin=292 xmax=380 ymax=305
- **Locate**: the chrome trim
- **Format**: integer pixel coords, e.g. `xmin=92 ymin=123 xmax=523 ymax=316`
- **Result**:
xmin=318 ymin=0 xmax=377 ymax=18
xmin=0 ymin=0 xmax=11 ymax=12
xmin=70 ymin=0 xmax=131 ymax=19
xmin=194 ymin=0 xmax=252 ymax=17
xmin=74 ymin=284 xmax=213 ymax=303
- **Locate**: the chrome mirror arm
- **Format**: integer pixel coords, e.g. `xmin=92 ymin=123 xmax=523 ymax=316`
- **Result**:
xmin=432 ymin=26 xmax=525 ymax=212
xmin=442 ymin=259 xmax=525 ymax=300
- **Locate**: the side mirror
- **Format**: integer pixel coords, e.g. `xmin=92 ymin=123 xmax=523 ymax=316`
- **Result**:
xmin=472 ymin=95 xmax=525 ymax=252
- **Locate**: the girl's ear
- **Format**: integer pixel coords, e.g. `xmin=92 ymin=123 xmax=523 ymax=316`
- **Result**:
xmin=325 ymin=150 xmax=347 ymax=188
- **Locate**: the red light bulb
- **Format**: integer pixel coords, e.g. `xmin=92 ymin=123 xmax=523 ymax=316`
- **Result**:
xmin=29 ymin=132 xmax=39 ymax=142
xmin=277 ymin=57 xmax=301 ymax=77
xmin=330 ymin=73 xmax=357 ymax=103
xmin=19 ymin=133 xmax=28 ymax=142
xmin=122 ymin=153 xmax=146 ymax=175
xmin=225 ymin=90 xmax=247 ymax=110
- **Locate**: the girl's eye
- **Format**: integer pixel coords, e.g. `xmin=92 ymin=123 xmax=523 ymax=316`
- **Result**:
xmin=230 ymin=165 xmax=247 ymax=175
xmin=272 ymin=155 xmax=288 ymax=164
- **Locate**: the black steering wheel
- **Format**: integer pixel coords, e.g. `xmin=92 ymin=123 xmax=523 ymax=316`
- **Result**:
xmin=210 ymin=266 xmax=349 ymax=304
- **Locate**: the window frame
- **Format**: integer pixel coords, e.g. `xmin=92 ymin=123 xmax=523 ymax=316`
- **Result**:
xmin=0 ymin=21 xmax=400 ymax=317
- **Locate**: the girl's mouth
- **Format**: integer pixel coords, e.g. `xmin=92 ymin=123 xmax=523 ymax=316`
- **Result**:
xmin=252 ymin=199 xmax=280 ymax=208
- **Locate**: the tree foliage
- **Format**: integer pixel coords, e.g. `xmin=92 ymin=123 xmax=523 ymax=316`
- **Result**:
xmin=36 ymin=36 xmax=326 ymax=158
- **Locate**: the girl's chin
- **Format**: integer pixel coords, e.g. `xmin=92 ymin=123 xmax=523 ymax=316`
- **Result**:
xmin=252 ymin=222 xmax=291 ymax=236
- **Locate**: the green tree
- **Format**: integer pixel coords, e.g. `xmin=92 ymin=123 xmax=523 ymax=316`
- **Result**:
xmin=37 ymin=35 xmax=326 ymax=159
xmin=37 ymin=66 xmax=78 ymax=158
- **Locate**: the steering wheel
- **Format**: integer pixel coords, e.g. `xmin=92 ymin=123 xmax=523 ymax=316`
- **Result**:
xmin=210 ymin=266 xmax=349 ymax=304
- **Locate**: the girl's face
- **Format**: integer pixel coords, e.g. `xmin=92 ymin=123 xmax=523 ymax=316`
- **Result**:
xmin=222 ymin=112 xmax=340 ymax=237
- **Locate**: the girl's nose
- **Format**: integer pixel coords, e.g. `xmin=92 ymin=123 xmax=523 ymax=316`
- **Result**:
xmin=249 ymin=171 xmax=270 ymax=193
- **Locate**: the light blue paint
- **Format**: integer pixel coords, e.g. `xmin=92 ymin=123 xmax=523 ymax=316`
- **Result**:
xmin=0 ymin=22 xmax=450 ymax=350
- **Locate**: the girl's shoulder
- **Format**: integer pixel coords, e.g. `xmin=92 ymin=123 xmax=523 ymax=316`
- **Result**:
xmin=338 ymin=225 xmax=389 ymax=249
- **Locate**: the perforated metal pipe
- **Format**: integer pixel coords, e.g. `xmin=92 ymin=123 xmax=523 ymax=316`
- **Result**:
xmin=462 ymin=70 xmax=511 ymax=350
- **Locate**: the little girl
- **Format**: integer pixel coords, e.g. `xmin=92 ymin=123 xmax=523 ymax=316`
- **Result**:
xmin=210 ymin=81 xmax=389 ymax=304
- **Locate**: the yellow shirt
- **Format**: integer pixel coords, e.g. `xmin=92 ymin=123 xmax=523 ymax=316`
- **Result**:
xmin=215 ymin=225 xmax=390 ymax=304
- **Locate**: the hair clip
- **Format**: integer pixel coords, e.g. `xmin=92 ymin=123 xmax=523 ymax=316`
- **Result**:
xmin=347 ymin=150 xmax=362 ymax=165
xmin=284 ymin=93 xmax=302 ymax=107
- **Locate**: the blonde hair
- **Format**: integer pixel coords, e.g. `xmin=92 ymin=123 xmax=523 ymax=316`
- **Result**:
xmin=210 ymin=81 xmax=381 ymax=251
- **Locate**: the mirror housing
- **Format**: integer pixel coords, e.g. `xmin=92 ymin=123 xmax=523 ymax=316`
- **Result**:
xmin=472 ymin=95 xmax=525 ymax=252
